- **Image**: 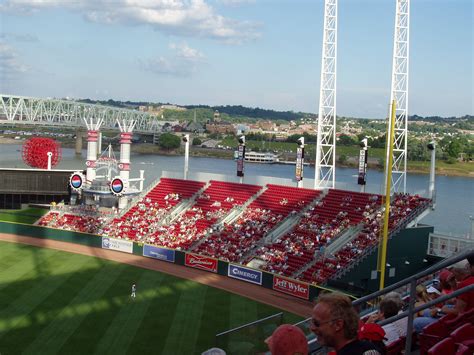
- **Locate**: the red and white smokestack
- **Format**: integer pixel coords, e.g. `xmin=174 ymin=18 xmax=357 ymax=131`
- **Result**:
xmin=117 ymin=119 xmax=136 ymax=189
xmin=83 ymin=117 xmax=103 ymax=184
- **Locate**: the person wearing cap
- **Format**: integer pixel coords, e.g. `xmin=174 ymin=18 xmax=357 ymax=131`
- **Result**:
xmin=310 ymin=292 xmax=381 ymax=355
xmin=358 ymin=323 xmax=387 ymax=354
xmin=265 ymin=324 xmax=308 ymax=355
xmin=441 ymin=260 xmax=474 ymax=316
xmin=438 ymin=269 xmax=456 ymax=298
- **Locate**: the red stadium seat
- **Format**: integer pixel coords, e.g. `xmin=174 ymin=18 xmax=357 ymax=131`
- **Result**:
xmin=386 ymin=336 xmax=405 ymax=355
xmin=450 ymin=323 xmax=474 ymax=344
xmin=456 ymin=344 xmax=472 ymax=355
xmin=427 ymin=337 xmax=455 ymax=355
xmin=419 ymin=319 xmax=450 ymax=355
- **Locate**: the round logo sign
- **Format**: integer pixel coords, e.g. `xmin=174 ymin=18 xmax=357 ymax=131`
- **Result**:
xmin=69 ymin=172 xmax=84 ymax=191
xmin=110 ymin=177 xmax=124 ymax=195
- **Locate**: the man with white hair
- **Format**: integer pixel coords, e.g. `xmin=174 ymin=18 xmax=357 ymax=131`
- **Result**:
xmin=441 ymin=260 xmax=474 ymax=315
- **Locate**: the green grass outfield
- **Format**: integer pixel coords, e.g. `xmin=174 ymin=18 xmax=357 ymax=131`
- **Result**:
xmin=0 ymin=241 xmax=302 ymax=355
xmin=0 ymin=208 xmax=47 ymax=224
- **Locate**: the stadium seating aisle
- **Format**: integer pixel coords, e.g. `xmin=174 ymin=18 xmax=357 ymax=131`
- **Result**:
xmin=252 ymin=189 xmax=381 ymax=277
xmin=299 ymin=193 xmax=430 ymax=285
xmin=194 ymin=185 xmax=320 ymax=262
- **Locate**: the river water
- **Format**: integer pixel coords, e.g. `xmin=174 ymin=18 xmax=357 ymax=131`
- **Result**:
xmin=1 ymin=144 xmax=473 ymax=237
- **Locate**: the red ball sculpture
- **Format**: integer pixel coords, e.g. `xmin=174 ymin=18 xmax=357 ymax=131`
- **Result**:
xmin=22 ymin=137 xmax=62 ymax=169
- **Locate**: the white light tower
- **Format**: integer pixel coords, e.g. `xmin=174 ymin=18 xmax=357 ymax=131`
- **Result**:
xmin=388 ymin=0 xmax=410 ymax=193
xmin=315 ymin=0 xmax=338 ymax=189
xmin=83 ymin=117 xmax=103 ymax=184
xmin=117 ymin=119 xmax=136 ymax=189
xmin=183 ymin=134 xmax=190 ymax=180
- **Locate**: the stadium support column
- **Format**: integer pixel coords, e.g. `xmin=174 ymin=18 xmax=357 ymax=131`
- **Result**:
xmin=117 ymin=119 xmax=136 ymax=209
xmin=83 ymin=118 xmax=103 ymax=184
xmin=315 ymin=0 xmax=338 ymax=190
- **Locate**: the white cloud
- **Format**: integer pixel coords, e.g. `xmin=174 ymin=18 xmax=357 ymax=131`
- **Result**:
xmin=0 ymin=33 xmax=39 ymax=42
xmin=139 ymin=42 xmax=205 ymax=77
xmin=216 ymin=0 xmax=256 ymax=6
xmin=0 ymin=41 xmax=29 ymax=77
xmin=170 ymin=42 xmax=204 ymax=61
xmin=0 ymin=0 xmax=260 ymax=44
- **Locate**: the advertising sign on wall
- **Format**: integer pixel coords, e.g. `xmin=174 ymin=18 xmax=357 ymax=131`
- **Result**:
xmin=101 ymin=237 xmax=133 ymax=254
xmin=185 ymin=253 xmax=218 ymax=273
xmin=143 ymin=244 xmax=175 ymax=263
xmin=273 ymin=275 xmax=309 ymax=300
xmin=228 ymin=264 xmax=262 ymax=285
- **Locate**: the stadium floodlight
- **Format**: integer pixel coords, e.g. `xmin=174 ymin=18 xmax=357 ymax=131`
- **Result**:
xmin=427 ymin=140 xmax=436 ymax=204
xmin=297 ymin=137 xmax=305 ymax=148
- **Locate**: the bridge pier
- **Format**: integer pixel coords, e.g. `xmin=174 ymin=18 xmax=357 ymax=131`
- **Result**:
xmin=75 ymin=129 xmax=84 ymax=155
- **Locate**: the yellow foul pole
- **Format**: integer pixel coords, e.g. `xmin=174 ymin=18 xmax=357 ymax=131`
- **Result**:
xmin=379 ymin=100 xmax=396 ymax=290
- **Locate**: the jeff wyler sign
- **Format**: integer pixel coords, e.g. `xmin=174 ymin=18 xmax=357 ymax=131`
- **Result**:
xmin=228 ymin=264 xmax=262 ymax=285
xmin=101 ymin=237 xmax=133 ymax=254
xmin=273 ymin=275 xmax=309 ymax=300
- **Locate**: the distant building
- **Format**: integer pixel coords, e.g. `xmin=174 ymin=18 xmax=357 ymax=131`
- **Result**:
xmin=258 ymin=120 xmax=275 ymax=131
xmin=185 ymin=121 xmax=205 ymax=133
xmin=206 ymin=122 xmax=235 ymax=134
xmin=161 ymin=104 xmax=187 ymax=111
xmin=213 ymin=110 xmax=221 ymax=122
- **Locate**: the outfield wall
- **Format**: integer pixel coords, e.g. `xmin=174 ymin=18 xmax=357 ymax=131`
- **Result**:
xmin=0 ymin=221 xmax=433 ymax=301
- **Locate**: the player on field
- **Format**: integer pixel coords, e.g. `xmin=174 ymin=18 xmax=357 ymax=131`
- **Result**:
xmin=131 ymin=283 xmax=137 ymax=299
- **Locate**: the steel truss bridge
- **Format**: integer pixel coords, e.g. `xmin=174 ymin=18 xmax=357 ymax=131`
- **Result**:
xmin=0 ymin=94 xmax=164 ymax=133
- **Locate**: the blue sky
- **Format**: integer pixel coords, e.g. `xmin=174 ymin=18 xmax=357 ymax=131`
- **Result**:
xmin=0 ymin=0 xmax=472 ymax=118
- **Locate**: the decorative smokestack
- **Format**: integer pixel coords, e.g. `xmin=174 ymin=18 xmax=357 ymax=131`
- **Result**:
xmin=83 ymin=117 xmax=103 ymax=184
xmin=117 ymin=119 xmax=136 ymax=190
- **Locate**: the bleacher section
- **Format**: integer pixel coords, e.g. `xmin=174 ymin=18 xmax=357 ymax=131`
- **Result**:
xmin=146 ymin=180 xmax=261 ymax=250
xmin=194 ymin=185 xmax=320 ymax=262
xmin=252 ymin=189 xmax=382 ymax=278
xmin=38 ymin=178 xmax=432 ymax=288
xmin=299 ymin=193 xmax=431 ymax=284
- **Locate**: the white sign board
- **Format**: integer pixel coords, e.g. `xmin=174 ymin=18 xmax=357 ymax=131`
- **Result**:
xmin=102 ymin=237 xmax=133 ymax=254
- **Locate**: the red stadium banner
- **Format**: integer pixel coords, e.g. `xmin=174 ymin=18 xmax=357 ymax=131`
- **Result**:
xmin=185 ymin=253 xmax=218 ymax=273
xmin=273 ymin=275 xmax=309 ymax=300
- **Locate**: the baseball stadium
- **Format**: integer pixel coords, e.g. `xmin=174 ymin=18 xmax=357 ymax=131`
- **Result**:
xmin=1 ymin=1 xmax=473 ymax=355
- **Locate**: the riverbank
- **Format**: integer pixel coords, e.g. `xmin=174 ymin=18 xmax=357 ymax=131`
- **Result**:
xmin=1 ymin=138 xmax=472 ymax=177
xmin=130 ymin=143 xmax=474 ymax=178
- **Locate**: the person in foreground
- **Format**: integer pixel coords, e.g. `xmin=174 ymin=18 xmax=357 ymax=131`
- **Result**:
xmin=310 ymin=292 xmax=381 ymax=355
xmin=265 ymin=324 xmax=309 ymax=355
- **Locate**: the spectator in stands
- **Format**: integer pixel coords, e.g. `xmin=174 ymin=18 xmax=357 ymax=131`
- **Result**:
xmin=310 ymin=292 xmax=381 ymax=354
xmin=413 ymin=284 xmax=440 ymax=332
xmin=265 ymin=324 xmax=308 ymax=355
xmin=366 ymin=297 xmax=405 ymax=345
xmin=441 ymin=260 xmax=474 ymax=315
xmin=438 ymin=269 xmax=456 ymax=297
